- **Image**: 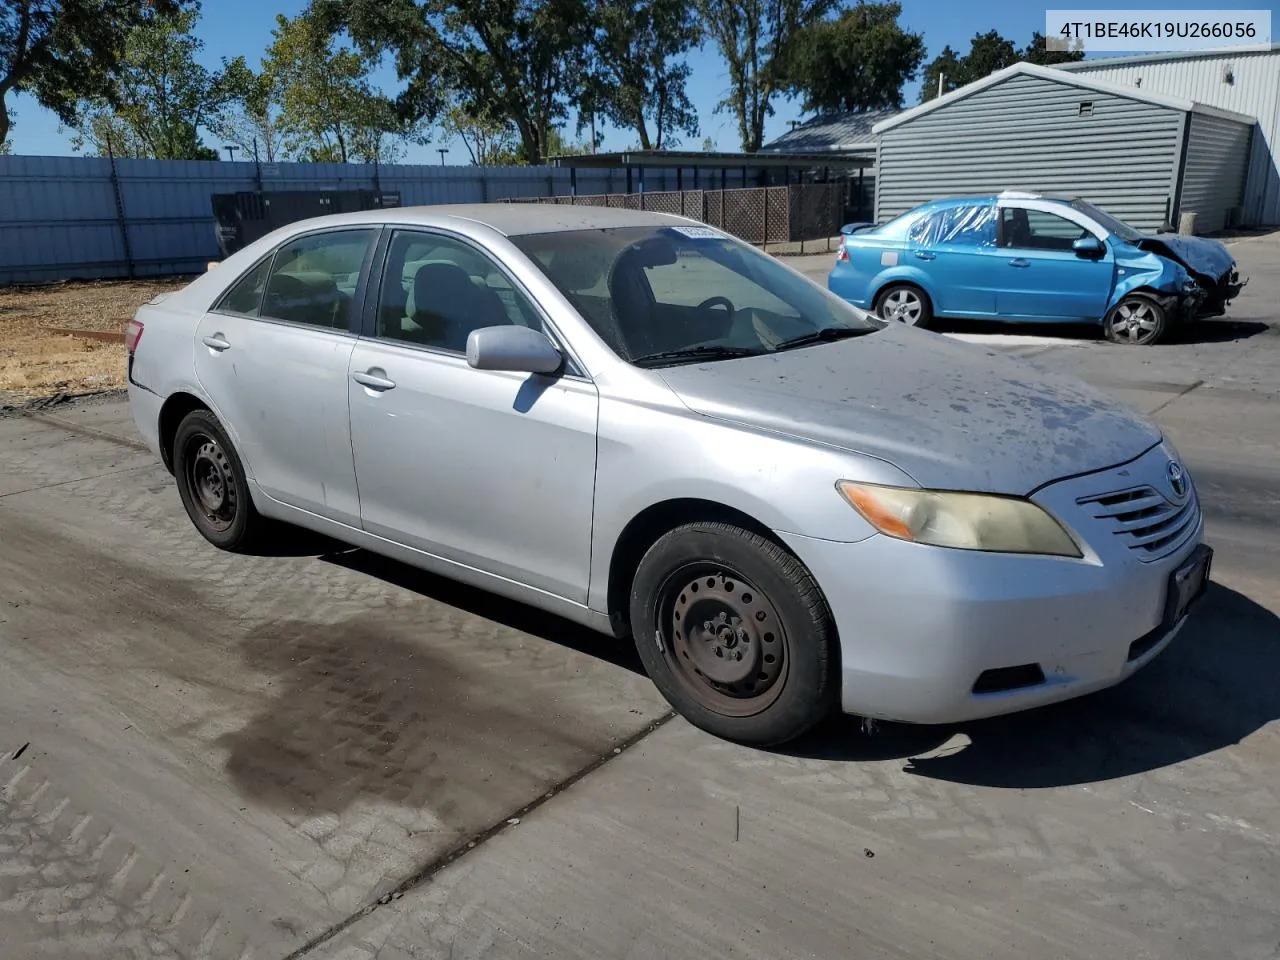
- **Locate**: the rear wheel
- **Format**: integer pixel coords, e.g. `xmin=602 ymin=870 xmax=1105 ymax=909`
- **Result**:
xmin=874 ymin=284 xmax=932 ymax=328
xmin=629 ymin=522 xmax=838 ymax=746
xmin=1104 ymin=293 xmax=1169 ymax=345
xmin=173 ymin=409 xmax=264 ymax=552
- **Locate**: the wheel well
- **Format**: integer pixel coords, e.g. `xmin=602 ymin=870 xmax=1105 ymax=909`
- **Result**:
xmin=606 ymin=499 xmax=788 ymax=639
xmin=873 ymin=280 xmax=932 ymax=310
xmin=157 ymin=392 xmax=209 ymax=474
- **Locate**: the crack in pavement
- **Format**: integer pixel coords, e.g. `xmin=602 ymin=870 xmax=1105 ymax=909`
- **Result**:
xmin=1148 ymin=379 xmax=1205 ymax=416
xmin=20 ymin=411 xmax=151 ymax=453
xmin=0 ymin=464 xmax=157 ymax=501
xmin=281 ymin=711 xmax=677 ymax=960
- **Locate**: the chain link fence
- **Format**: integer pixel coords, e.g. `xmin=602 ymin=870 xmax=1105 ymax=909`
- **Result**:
xmin=507 ymin=182 xmax=845 ymax=247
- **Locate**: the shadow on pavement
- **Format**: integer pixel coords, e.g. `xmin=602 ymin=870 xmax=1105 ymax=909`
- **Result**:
xmin=936 ymin=317 xmax=1270 ymax=345
xmin=784 ymin=583 xmax=1280 ymax=788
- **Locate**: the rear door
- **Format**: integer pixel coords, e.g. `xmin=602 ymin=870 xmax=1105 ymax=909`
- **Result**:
xmin=995 ymin=205 xmax=1114 ymax=320
xmin=906 ymin=203 xmax=1002 ymax=317
xmin=193 ymin=227 xmax=378 ymax=526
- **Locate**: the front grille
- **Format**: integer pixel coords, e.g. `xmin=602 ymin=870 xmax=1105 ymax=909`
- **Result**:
xmin=1077 ymin=484 xmax=1200 ymax=560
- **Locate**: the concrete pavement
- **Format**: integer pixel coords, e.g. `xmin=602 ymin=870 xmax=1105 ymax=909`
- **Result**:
xmin=2 ymin=236 xmax=1279 ymax=960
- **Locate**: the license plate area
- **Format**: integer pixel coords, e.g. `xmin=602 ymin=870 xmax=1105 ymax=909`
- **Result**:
xmin=1163 ymin=544 xmax=1213 ymax=628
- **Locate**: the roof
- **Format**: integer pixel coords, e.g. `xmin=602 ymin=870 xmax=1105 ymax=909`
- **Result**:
xmin=872 ymin=61 xmax=1257 ymax=135
xmin=248 ymin=203 xmax=698 ymax=237
xmin=549 ymin=149 xmax=871 ymax=169
xmin=760 ymin=108 xmax=898 ymax=154
xmin=1055 ymin=44 xmax=1280 ymax=71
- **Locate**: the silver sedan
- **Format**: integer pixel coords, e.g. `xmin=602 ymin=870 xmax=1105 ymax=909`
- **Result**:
xmin=126 ymin=205 xmax=1211 ymax=745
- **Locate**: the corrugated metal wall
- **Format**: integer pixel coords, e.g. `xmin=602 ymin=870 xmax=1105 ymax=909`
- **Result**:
xmin=1064 ymin=51 xmax=1280 ymax=226
xmin=1179 ymin=113 xmax=1253 ymax=232
xmin=0 ymin=157 xmax=694 ymax=284
xmin=875 ymin=73 xmax=1184 ymax=231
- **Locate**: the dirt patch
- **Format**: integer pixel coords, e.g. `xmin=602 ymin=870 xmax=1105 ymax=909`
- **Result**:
xmin=0 ymin=277 xmax=193 ymax=402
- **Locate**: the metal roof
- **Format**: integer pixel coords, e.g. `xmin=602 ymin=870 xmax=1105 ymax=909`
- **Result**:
xmin=549 ymin=149 xmax=871 ymax=169
xmin=1054 ymin=44 xmax=1280 ymax=70
xmin=759 ymin=108 xmax=898 ymax=154
xmin=873 ymin=61 xmax=1257 ymax=136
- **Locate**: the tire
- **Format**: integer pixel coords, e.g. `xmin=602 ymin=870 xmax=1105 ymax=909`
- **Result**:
xmin=629 ymin=522 xmax=839 ymax=746
xmin=874 ymin=283 xmax=932 ymax=328
xmin=1104 ymin=293 xmax=1169 ymax=345
xmin=173 ymin=409 xmax=264 ymax=552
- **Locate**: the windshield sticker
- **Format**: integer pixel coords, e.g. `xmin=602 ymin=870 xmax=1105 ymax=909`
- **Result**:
xmin=669 ymin=225 xmax=726 ymax=240
xmin=881 ymin=251 xmax=899 ymax=266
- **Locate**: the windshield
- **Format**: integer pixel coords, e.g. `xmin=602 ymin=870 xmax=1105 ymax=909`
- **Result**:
xmin=511 ymin=225 xmax=881 ymax=366
xmin=1069 ymin=199 xmax=1143 ymax=243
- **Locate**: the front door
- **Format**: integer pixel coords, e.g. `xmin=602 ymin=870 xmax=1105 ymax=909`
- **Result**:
xmin=995 ymin=206 xmax=1114 ymax=321
xmin=347 ymin=228 xmax=599 ymax=603
xmin=193 ymin=227 xmax=377 ymax=525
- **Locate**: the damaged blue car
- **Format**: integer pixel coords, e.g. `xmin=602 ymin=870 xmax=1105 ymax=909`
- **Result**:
xmin=827 ymin=190 xmax=1247 ymax=345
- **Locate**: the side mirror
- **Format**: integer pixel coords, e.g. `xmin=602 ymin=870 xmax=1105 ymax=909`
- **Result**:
xmin=466 ymin=325 xmax=564 ymax=375
xmin=1073 ymin=235 xmax=1105 ymax=256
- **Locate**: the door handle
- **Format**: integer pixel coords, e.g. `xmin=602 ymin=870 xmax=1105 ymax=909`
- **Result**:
xmin=914 ymin=250 xmax=936 ymax=261
xmin=352 ymin=370 xmax=397 ymax=392
xmin=1008 ymin=258 xmax=1030 ymax=268
xmin=201 ymin=334 xmax=231 ymax=351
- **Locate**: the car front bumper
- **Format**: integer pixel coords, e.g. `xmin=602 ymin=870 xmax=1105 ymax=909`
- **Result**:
xmin=779 ymin=445 xmax=1207 ymax=725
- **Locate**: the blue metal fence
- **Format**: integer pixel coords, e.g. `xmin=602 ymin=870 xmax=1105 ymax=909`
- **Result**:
xmin=0 ymin=156 xmax=693 ymax=284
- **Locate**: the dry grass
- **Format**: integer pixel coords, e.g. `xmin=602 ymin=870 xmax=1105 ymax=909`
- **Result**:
xmin=0 ymin=277 xmax=193 ymax=403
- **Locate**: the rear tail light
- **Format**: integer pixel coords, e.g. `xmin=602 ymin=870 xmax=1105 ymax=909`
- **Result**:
xmin=125 ymin=319 xmax=145 ymax=355
xmin=836 ymin=244 xmax=849 ymax=262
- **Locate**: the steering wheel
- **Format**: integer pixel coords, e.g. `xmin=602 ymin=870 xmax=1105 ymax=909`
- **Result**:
xmin=696 ymin=296 xmax=735 ymax=321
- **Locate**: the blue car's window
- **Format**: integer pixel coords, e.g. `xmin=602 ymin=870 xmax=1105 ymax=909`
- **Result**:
xmin=1000 ymin=208 xmax=1090 ymax=251
xmin=909 ymin=205 xmax=996 ymax=247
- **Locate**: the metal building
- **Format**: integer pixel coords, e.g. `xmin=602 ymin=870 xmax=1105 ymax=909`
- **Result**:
xmin=1057 ymin=45 xmax=1280 ymax=226
xmin=871 ymin=62 xmax=1255 ymax=233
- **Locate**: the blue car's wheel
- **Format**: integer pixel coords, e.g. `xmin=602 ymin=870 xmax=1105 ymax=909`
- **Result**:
xmin=874 ymin=284 xmax=932 ymax=328
xmin=1104 ymin=294 xmax=1169 ymax=346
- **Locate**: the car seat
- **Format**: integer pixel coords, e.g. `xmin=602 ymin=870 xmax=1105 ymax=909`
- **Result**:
xmin=409 ymin=262 xmax=509 ymax=351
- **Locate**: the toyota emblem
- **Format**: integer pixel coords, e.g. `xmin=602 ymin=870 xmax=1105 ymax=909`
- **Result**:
xmin=1167 ymin=460 xmax=1187 ymax=500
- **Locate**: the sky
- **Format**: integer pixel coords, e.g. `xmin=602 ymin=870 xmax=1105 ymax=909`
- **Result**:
xmin=6 ymin=0 xmax=1280 ymax=162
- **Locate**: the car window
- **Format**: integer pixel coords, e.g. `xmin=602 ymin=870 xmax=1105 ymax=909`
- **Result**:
xmin=909 ymin=205 xmax=996 ymax=247
xmin=260 ymin=230 xmax=375 ymax=330
xmin=376 ymin=230 xmax=541 ymax=352
xmin=512 ymin=226 xmax=879 ymax=365
xmin=1069 ymin=199 xmax=1142 ymax=242
xmin=214 ymin=256 xmax=272 ymax=316
xmin=1000 ymin=208 xmax=1089 ymax=251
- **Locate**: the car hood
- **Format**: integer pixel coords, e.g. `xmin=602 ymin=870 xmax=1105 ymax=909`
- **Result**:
xmin=1133 ymin=233 xmax=1235 ymax=278
xmin=656 ymin=326 xmax=1162 ymax=496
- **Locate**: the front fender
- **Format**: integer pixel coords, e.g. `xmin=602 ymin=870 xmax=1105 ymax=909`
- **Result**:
xmin=1110 ymin=249 xmax=1193 ymax=311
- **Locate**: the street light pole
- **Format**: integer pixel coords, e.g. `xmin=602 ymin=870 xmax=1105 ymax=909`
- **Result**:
xmin=437 ymin=148 xmax=448 ymax=166
xmin=224 ymin=145 xmax=239 ymax=162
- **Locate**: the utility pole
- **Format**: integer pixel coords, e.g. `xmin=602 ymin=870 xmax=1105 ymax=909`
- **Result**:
xmin=938 ymin=73 xmax=945 ymax=99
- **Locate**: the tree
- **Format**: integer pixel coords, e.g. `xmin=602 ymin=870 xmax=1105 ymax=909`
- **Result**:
xmin=779 ymin=1 xmax=924 ymax=113
xmin=920 ymin=29 xmax=1083 ymax=103
xmin=70 ymin=6 xmax=223 ymax=160
xmin=0 ymin=0 xmax=182 ymax=147
xmin=700 ymin=0 xmax=837 ymax=152
xmin=265 ymin=10 xmax=420 ymax=163
xmin=584 ymin=0 xmax=701 ymax=150
xmin=441 ymin=94 xmax=519 ymax=165
xmin=1022 ymin=30 xmax=1085 ymax=66
xmin=0 ymin=135 xmax=9 ymax=153
xmin=314 ymin=0 xmax=594 ymax=165
xmin=210 ymin=55 xmax=283 ymax=162
xmin=701 ymin=136 xmax=717 ymax=151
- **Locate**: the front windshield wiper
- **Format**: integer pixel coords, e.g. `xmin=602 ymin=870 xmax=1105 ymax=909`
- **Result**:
xmin=772 ymin=326 xmax=875 ymax=351
xmin=631 ymin=344 xmax=762 ymax=368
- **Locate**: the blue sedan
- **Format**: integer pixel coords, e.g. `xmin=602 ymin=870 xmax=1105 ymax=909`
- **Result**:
xmin=828 ymin=190 xmax=1246 ymax=345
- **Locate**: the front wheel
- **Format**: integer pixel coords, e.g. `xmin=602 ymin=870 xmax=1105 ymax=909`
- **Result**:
xmin=874 ymin=284 xmax=932 ymax=328
xmin=629 ymin=522 xmax=839 ymax=746
xmin=1104 ymin=294 xmax=1169 ymax=345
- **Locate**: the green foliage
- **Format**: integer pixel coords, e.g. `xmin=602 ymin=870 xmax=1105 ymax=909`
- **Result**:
xmin=441 ymin=95 xmax=520 ymax=165
xmin=210 ymin=55 xmax=282 ymax=162
xmin=315 ymin=0 xmax=594 ymax=165
xmin=0 ymin=0 xmax=183 ymax=146
xmin=700 ymin=0 xmax=837 ymax=152
xmin=265 ymin=11 xmax=421 ymax=163
xmin=779 ymin=1 xmax=924 ymax=113
xmin=582 ymin=0 xmax=701 ymax=150
xmin=920 ymin=29 xmax=1084 ymax=103
xmin=69 ymin=6 xmax=224 ymax=160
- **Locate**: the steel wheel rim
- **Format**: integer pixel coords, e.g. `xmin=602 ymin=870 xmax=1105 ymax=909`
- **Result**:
xmin=185 ymin=434 xmax=237 ymax=533
xmin=656 ymin=564 xmax=789 ymax=718
xmin=1112 ymin=301 xmax=1158 ymax=342
xmin=881 ymin=289 xmax=922 ymax=324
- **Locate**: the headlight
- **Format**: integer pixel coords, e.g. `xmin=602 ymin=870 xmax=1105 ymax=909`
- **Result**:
xmin=836 ymin=481 xmax=1082 ymax=557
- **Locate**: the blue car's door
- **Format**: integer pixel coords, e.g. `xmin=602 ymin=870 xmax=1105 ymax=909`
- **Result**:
xmin=907 ymin=203 xmax=1002 ymax=317
xmin=994 ymin=205 xmax=1114 ymax=321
